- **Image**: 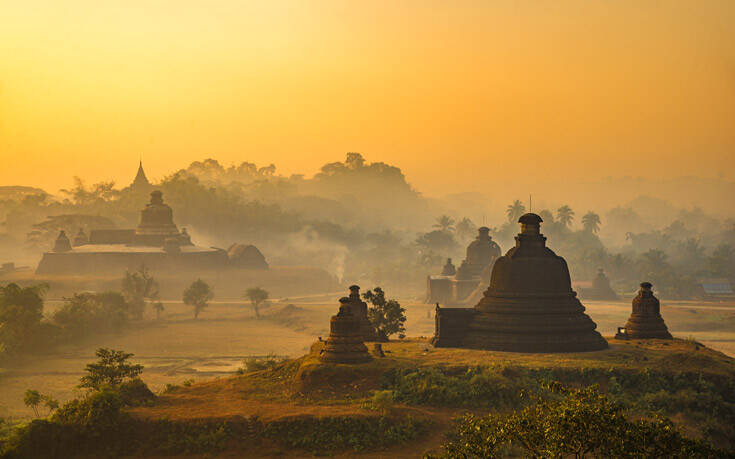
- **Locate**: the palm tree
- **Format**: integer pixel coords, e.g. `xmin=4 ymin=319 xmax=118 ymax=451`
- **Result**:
xmin=557 ymin=205 xmax=575 ymax=228
xmin=581 ymin=211 xmax=601 ymax=233
xmin=506 ymin=200 xmax=526 ymax=222
xmin=433 ymin=215 xmax=456 ymax=233
xmin=455 ymin=217 xmax=477 ymax=241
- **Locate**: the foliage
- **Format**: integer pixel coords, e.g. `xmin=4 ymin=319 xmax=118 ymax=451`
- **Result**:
xmin=78 ymin=348 xmax=144 ymax=391
xmin=261 ymin=415 xmax=429 ymax=452
xmin=182 ymin=279 xmax=214 ymax=319
xmin=433 ymin=215 xmax=456 ymax=233
xmin=506 ymin=200 xmax=526 ymax=222
xmin=362 ymin=287 xmax=406 ymax=341
xmin=581 ymin=211 xmax=601 ymax=233
xmin=121 ymin=266 xmax=159 ymax=319
xmin=368 ymin=390 xmax=396 ymax=414
xmin=23 ymin=390 xmax=58 ymax=418
xmin=117 ymin=378 xmax=156 ymax=407
xmin=557 ymin=204 xmax=575 ymax=228
xmin=53 ymin=291 xmax=129 ymax=338
xmin=433 ymin=385 xmax=726 ymax=458
xmin=243 ymin=287 xmax=269 ymax=319
xmin=0 ymin=283 xmax=48 ymax=358
xmin=241 ymin=353 xmax=286 ymax=372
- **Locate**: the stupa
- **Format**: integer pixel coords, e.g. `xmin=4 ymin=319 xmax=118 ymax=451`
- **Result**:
xmin=617 ymin=282 xmax=672 ymax=339
xmin=426 ymin=227 xmax=501 ymax=304
xmin=133 ymin=191 xmax=180 ymax=246
xmin=580 ymin=268 xmax=618 ymax=300
xmin=319 ymin=297 xmax=372 ymax=364
xmin=72 ymin=229 xmax=88 ymax=247
xmin=346 ymin=285 xmax=378 ymax=341
xmin=440 ymin=258 xmax=456 ymax=276
xmin=434 ymin=213 xmax=608 ymax=353
xmin=52 ymin=230 xmax=72 ymax=252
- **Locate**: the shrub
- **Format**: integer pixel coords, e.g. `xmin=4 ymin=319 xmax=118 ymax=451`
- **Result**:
xmin=79 ymin=348 xmax=144 ymax=391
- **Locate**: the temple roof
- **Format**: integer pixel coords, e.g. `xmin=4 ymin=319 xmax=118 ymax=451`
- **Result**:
xmin=131 ymin=161 xmax=151 ymax=189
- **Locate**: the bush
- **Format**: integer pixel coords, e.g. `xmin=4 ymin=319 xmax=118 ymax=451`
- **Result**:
xmin=241 ymin=354 xmax=286 ymax=372
xmin=432 ymin=385 xmax=726 ymax=459
xmin=118 ymin=378 xmax=156 ymax=407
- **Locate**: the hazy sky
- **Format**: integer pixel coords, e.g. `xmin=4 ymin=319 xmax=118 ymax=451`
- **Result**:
xmin=1 ymin=0 xmax=734 ymax=194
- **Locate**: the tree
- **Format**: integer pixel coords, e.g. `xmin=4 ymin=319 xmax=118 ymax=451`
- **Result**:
xmin=581 ymin=211 xmax=601 ymax=233
xmin=24 ymin=389 xmax=58 ymax=417
xmin=455 ymin=217 xmax=477 ymax=242
xmin=121 ymin=266 xmax=159 ymax=319
xmin=0 ymin=283 xmax=48 ymax=357
xmin=434 ymin=385 xmax=722 ymax=458
xmin=362 ymin=287 xmax=406 ymax=341
xmin=79 ymin=348 xmax=143 ymax=391
xmin=506 ymin=200 xmax=526 ymax=222
xmin=538 ymin=209 xmax=555 ymax=223
xmin=433 ymin=215 xmax=456 ymax=233
xmin=183 ymin=279 xmax=214 ymax=319
xmin=557 ymin=205 xmax=575 ymax=228
xmin=152 ymin=301 xmax=165 ymax=320
xmin=244 ymin=287 xmax=269 ymax=319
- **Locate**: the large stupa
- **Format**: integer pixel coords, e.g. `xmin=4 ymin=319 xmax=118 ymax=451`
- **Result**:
xmin=433 ymin=213 xmax=608 ymax=353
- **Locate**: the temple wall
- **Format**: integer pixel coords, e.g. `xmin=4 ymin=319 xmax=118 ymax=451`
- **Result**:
xmin=427 ymin=276 xmax=453 ymax=304
xmin=36 ymin=250 xmax=228 ymax=275
xmin=432 ymin=307 xmax=474 ymax=347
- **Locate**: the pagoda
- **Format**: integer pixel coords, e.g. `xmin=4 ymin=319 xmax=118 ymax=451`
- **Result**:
xmin=319 ymin=297 xmax=373 ymax=364
xmin=434 ymin=213 xmax=608 ymax=353
xmin=617 ymin=282 xmax=672 ymax=339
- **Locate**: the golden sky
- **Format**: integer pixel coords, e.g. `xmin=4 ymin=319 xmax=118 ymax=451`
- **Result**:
xmin=1 ymin=0 xmax=734 ymax=194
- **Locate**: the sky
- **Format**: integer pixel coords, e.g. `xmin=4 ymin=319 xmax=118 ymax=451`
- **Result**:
xmin=1 ymin=0 xmax=734 ymax=195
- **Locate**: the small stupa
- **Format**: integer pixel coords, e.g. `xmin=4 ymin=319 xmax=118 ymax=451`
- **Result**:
xmin=581 ymin=268 xmax=618 ymax=300
xmin=440 ymin=258 xmax=456 ymax=276
xmin=53 ymin=230 xmax=72 ymax=252
xmin=458 ymin=213 xmax=608 ymax=352
xmin=319 ymin=297 xmax=372 ymax=364
xmin=346 ymin=285 xmax=378 ymax=342
xmin=72 ymin=229 xmax=88 ymax=247
xmin=133 ymin=190 xmax=180 ymax=246
xmin=617 ymin=282 xmax=672 ymax=339
xmin=464 ymin=226 xmax=502 ymax=277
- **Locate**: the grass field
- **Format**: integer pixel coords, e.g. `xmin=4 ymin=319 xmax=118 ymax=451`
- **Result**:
xmin=1 ymin=294 xmax=734 ymax=423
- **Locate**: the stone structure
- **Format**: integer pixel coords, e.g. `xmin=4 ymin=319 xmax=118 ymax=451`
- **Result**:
xmin=426 ymin=227 xmax=501 ymax=305
xmin=440 ymin=258 xmax=456 ymax=276
xmin=52 ymin=230 xmax=72 ymax=252
xmin=129 ymin=161 xmax=154 ymax=193
xmin=36 ymin=190 xmax=230 ymax=274
xmin=580 ymin=268 xmax=618 ymax=300
xmin=72 ymin=229 xmax=88 ymax=247
xmin=319 ymin=297 xmax=373 ymax=364
xmin=346 ymin=285 xmax=378 ymax=341
xmin=132 ymin=191 xmax=180 ymax=246
xmin=227 ymin=244 xmax=269 ymax=269
xmin=433 ymin=213 xmax=608 ymax=353
xmin=616 ymin=282 xmax=672 ymax=340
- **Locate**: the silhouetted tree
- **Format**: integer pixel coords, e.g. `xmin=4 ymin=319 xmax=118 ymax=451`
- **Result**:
xmin=0 ymin=283 xmax=48 ymax=357
xmin=121 ymin=266 xmax=159 ymax=319
xmin=506 ymin=200 xmax=526 ymax=222
xmin=79 ymin=348 xmax=143 ymax=391
xmin=582 ymin=211 xmax=601 ymax=233
xmin=433 ymin=215 xmax=456 ymax=233
xmin=362 ymin=287 xmax=406 ymax=341
xmin=244 ymin=287 xmax=269 ymax=319
xmin=183 ymin=279 xmax=214 ymax=319
xmin=557 ymin=205 xmax=575 ymax=228
xmin=455 ymin=217 xmax=477 ymax=242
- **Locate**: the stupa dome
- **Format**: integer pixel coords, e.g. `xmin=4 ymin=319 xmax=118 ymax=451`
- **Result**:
xmin=465 ymin=214 xmax=608 ymax=352
xmin=133 ymin=191 xmax=179 ymax=246
xmin=463 ymin=226 xmax=501 ymax=278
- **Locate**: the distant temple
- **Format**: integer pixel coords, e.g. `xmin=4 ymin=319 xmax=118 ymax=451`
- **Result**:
xmin=36 ymin=191 xmax=231 ymax=274
xmin=426 ymin=227 xmax=501 ymax=305
xmin=579 ymin=268 xmax=618 ymax=300
xmin=616 ymin=282 xmax=672 ymax=340
xmin=433 ymin=213 xmax=608 ymax=353
xmin=129 ymin=160 xmax=154 ymax=193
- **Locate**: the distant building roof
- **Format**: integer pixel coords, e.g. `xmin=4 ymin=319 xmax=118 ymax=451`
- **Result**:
xmin=697 ymin=278 xmax=733 ymax=295
xmin=131 ymin=161 xmax=152 ymax=190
